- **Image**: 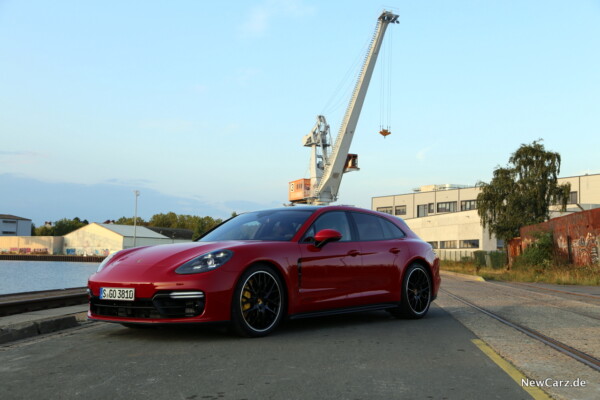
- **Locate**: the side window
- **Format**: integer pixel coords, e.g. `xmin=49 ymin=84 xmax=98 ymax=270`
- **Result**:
xmin=303 ymin=211 xmax=352 ymax=242
xmin=379 ymin=218 xmax=406 ymax=239
xmin=352 ymin=212 xmax=406 ymax=241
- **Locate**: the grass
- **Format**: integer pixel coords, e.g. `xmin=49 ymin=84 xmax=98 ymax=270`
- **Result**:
xmin=441 ymin=260 xmax=600 ymax=286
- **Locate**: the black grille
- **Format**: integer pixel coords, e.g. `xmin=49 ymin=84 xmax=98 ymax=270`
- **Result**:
xmin=90 ymin=292 xmax=205 ymax=319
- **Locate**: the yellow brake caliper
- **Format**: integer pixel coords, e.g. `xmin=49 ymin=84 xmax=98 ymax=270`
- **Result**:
xmin=242 ymin=289 xmax=252 ymax=311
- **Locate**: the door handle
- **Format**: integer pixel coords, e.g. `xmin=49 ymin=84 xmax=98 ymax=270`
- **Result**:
xmin=347 ymin=250 xmax=360 ymax=257
xmin=389 ymin=248 xmax=401 ymax=254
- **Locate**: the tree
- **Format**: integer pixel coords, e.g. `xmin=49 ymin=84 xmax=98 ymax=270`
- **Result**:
xmin=477 ymin=140 xmax=571 ymax=245
xmin=149 ymin=212 xmax=179 ymax=228
xmin=193 ymin=216 xmax=223 ymax=240
xmin=112 ymin=212 xmax=225 ymax=239
xmin=115 ymin=216 xmax=146 ymax=226
xmin=53 ymin=217 xmax=89 ymax=236
xmin=34 ymin=225 xmax=55 ymax=236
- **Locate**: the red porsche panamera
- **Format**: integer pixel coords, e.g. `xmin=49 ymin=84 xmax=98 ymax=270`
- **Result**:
xmin=88 ymin=206 xmax=440 ymax=337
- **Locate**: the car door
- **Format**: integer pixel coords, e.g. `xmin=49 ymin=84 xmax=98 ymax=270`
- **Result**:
xmin=297 ymin=211 xmax=362 ymax=312
xmin=349 ymin=211 xmax=410 ymax=303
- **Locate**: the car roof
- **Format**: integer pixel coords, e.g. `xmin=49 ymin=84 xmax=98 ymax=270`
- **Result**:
xmin=247 ymin=205 xmax=360 ymax=213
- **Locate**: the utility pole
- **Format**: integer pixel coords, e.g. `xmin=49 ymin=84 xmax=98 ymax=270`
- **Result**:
xmin=133 ymin=190 xmax=140 ymax=247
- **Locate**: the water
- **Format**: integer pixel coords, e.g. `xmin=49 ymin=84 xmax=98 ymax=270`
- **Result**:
xmin=0 ymin=260 xmax=100 ymax=295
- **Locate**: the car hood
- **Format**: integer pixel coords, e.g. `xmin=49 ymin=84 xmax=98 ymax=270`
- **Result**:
xmin=96 ymin=241 xmax=251 ymax=277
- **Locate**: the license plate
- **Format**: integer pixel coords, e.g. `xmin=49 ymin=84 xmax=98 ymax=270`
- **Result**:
xmin=100 ymin=287 xmax=135 ymax=301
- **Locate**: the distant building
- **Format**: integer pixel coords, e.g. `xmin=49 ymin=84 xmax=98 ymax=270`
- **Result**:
xmin=0 ymin=215 xmax=32 ymax=236
xmin=372 ymin=173 xmax=600 ymax=260
xmin=63 ymin=223 xmax=193 ymax=256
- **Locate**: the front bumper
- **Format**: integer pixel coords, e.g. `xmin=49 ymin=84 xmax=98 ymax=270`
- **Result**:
xmin=89 ymin=291 xmax=205 ymax=320
xmin=88 ymin=274 xmax=237 ymax=324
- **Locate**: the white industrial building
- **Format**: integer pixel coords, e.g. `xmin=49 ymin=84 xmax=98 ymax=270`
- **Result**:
xmin=0 ymin=215 xmax=32 ymax=236
xmin=372 ymin=173 xmax=600 ymax=260
xmin=63 ymin=223 xmax=191 ymax=256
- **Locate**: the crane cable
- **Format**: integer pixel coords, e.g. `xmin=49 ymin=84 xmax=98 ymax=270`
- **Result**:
xmin=379 ymin=25 xmax=393 ymax=137
xmin=321 ymin=35 xmax=371 ymax=116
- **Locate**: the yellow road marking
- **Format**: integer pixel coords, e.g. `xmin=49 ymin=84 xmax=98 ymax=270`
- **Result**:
xmin=472 ymin=339 xmax=552 ymax=400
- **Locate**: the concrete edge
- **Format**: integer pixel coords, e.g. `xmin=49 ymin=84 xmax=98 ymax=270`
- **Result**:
xmin=0 ymin=311 xmax=88 ymax=345
xmin=441 ymin=270 xmax=486 ymax=282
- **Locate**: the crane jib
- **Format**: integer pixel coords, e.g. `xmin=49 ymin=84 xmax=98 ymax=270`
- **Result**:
xmin=289 ymin=11 xmax=399 ymax=205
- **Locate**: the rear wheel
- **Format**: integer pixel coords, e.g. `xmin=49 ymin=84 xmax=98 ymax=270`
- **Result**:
xmin=231 ymin=265 xmax=285 ymax=337
xmin=389 ymin=263 xmax=431 ymax=319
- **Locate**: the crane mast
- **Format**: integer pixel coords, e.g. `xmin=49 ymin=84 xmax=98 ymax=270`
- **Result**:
xmin=289 ymin=11 xmax=399 ymax=205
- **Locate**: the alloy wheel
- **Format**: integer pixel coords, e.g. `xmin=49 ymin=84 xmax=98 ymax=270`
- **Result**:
xmin=239 ymin=270 xmax=282 ymax=333
xmin=406 ymin=267 xmax=431 ymax=315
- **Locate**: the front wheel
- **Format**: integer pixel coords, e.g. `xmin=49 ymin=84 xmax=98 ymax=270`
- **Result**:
xmin=389 ymin=263 xmax=432 ymax=319
xmin=231 ymin=265 xmax=285 ymax=337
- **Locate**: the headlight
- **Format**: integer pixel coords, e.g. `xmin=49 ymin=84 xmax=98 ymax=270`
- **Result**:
xmin=96 ymin=251 xmax=120 ymax=273
xmin=175 ymin=250 xmax=233 ymax=274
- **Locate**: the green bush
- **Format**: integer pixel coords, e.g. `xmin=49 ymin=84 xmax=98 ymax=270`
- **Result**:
xmin=472 ymin=250 xmax=506 ymax=269
xmin=473 ymin=251 xmax=487 ymax=268
xmin=514 ymin=231 xmax=554 ymax=269
xmin=488 ymin=251 xmax=507 ymax=269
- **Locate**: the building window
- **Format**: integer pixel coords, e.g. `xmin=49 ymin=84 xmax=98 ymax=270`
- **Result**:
xmin=461 ymin=200 xmax=477 ymax=211
xmin=2 ymin=220 xmax=17 ymax=224
xmin=437 ymin=201 xmax=457 ymax=213
xmin=417 ymin=204 xmax=428 ymax=217
xmin=428 ymin=203 xmax=435 ymax=214
xmin=568 ymin=191 xmax=578 ymax=204
xmin=394 ymin=205 xmax=406 ymax=216
xmin=427 ymin=241 xmax=438 ymax=249
xmin=440 ymin=240 xmax=457 ymax=249
xmin=376 ymin=207 xmax=392 ymax=215
xmin=459 ymin=239 xmax=480 ymax=249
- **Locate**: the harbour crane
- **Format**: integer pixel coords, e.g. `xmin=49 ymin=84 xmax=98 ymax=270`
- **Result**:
xmin=289 ymin=10 xmax=399 ymax=205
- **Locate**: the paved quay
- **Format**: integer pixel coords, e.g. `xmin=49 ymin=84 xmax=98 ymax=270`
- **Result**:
xmin=1 ymin=272 xmax=598 ymax=400
xmin=1 ymin=305 xmax=533 ymax=400
xmin=0 ymin=304 xmax=87 ymax=344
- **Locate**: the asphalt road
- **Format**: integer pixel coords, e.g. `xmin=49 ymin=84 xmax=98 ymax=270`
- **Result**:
xmin=438 ymin=273 xmax=600 ymax=400
xmin=0 ymin=305 xmax=531 ymax=400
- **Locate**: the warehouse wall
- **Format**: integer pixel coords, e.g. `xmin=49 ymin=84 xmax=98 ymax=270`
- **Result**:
xmin=63 ymin=224 xmax=122 ymax=256
xmin=0 ymin=236 xmax=64 ymax=255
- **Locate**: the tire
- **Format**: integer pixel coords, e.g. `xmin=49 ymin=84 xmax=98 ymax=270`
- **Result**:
xmin=388 ymin=263 xmax=432 ymax=319
xmin=231 ymin=264 xmax=285 ymax=337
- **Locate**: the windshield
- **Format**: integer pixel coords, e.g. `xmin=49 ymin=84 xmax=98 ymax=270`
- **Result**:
xmin=199 ymin=209 xmax=314 ymax=242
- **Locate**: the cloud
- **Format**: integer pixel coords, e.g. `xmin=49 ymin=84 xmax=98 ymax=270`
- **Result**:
xmin=0 ymin=150 xmax=40 ymax=156
xmin=242 ymin=7 xmax=270 ymax=35
xmin=104 ymin=178 xmax=154 ymax=186
xmin=416 ymin=147 xmax=432 ymax=161
xmin=0 ymin=173 xmax=231 ymax=225
xmin=0 ymin=150 xmax=45 ymax=165
xmin=192 ymin=84 xmax=207 ymax=94
xmin=235 ymin=67 xmax=260 ymax=86
xmin=240 ymin=0 xmax=315 ymax=36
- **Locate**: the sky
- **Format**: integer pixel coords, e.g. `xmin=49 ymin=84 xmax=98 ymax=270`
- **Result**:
xmin=1 ymin=0 xmax=599 ymax=225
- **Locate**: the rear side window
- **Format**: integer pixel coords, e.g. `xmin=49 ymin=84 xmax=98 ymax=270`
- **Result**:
xmin=351 ymin=212 xmax=406 ymax=241
xmin=302 ymin=211 xmax=353 ymax=242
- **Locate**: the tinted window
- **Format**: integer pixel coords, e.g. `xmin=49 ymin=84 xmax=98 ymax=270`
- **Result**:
xmin=380 ymin=218 xmax=406 ymax=239
xmin=302 ymin=211 xmax=352 ymax=242
xmin=352 ymin=212 xmax=405 ymax=241
xmin=199 ymin=210 xmax=312 ymax=241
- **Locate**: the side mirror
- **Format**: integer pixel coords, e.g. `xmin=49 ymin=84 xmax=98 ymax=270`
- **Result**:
xmin=314 ymin=229 xmax=342 ymax=248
